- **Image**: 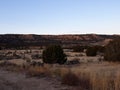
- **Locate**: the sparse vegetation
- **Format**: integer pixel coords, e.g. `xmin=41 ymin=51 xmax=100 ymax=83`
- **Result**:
xmin=26 ymin=66 xmax=51 ymax=77
xmin=0 ymin=61 xmax=17 ymax=67
xmin=42 ymin=45 xmax=67 ymax=64
xmin=0 ymin=42 xmax=120 ymax=90
xmin=31 ymin=54 xmax=42 ymax=59
xmin=61 ymin=71 xmax=80 ymax=86
xmin=1 ymin=59 xmax=120 ymax=90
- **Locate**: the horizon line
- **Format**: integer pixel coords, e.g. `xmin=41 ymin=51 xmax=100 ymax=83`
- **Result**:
xmin=0 ymin=33 xmax=119 ymax=36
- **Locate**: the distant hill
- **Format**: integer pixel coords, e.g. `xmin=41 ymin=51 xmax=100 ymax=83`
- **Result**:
xmin=0 ymin=34 xmax=119 ymax=49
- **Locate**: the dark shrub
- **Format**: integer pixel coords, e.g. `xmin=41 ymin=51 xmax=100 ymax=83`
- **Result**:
xmin=73 ymin=46 xmax=84 ymax=52
xmin=85 ymin=45 xmax=105 ymax=56
xmin=66 ymin=60 xmax=80 ymax=65
xmin=86 ymin=46 xmax=97 ymax=56
xmin=42 ymin=45 xmax=67 ymax=64
xmin=73 ymin=45 xmax=89 ymax=52
xmin=95 ymin=45 xmax=105 ymax=53
xmin=104 ymin=38 xmax=120 ymax=61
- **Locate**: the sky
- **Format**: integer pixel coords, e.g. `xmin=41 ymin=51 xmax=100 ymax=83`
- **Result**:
xmin=0 ymin=0 xmax=120 ymax=35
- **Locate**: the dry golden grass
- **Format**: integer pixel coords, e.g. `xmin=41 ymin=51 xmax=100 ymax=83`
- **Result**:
xmin=26 ymin=65 xmax=52 ymax=77
xmin=67 ymin=63 xmax=120 ymax=90
xmin=25 ymin=64 xmax=69 ymax=78
xmin=61 ymin=71 xmax=80 ymax=86
xmin=1 ymin=60 xmax=120 ymax=90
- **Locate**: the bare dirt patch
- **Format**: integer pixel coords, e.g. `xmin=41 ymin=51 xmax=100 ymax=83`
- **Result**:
xmin=0 ymin=69 xmax=70 ymax=90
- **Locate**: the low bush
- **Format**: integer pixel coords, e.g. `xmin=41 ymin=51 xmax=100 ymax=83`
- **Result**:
xmin=86 ymin=46 xmax=97 ymax=56
xmin=73 ymin=45 xmax=88 ymax=52
xmin=86 ymin=45 xmax=105 ymax=56
xmin=42 ymin=45 xmax=67 ymax=64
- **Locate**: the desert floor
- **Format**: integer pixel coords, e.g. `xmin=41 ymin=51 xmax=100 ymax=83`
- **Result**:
xmin=0 ymin=69 xmax=72 ymax=90
xmin=0 ymin=49 xmax=120 ymax=90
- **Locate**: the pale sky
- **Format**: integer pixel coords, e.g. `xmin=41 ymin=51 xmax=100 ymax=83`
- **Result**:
xmin=0 ymin=0 xmax=120 ymax=35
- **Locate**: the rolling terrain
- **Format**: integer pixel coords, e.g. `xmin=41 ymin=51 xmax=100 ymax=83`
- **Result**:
xmin=0 ymin=34 xmax=118 ymax=49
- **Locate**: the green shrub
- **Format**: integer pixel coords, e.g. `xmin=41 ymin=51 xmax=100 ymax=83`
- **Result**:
xmin=42 ymin=45 xmax=67 ymax=64
xmin=104 ymin=38 xmax=120 ymax=61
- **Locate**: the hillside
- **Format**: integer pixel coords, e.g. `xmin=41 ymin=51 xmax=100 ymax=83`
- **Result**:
xmin=0 ymin=34 xmax=119 ymax=49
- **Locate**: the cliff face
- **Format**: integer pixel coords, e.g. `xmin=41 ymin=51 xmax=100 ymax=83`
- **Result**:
xmin=0 ymin=34 xmax=118 ymax=48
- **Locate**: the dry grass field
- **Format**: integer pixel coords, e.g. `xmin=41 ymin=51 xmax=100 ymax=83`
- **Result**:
xmin=0 ymin=49 xmax=120 ymax=90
